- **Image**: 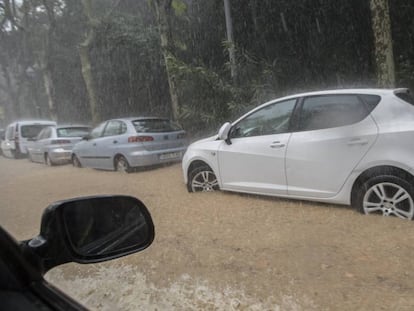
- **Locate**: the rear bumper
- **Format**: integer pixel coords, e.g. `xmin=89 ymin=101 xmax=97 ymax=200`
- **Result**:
xmin=49 ymin=148 xmax=72 ymax=163
xmin=126 ymin=147 xmax=187 ymax=167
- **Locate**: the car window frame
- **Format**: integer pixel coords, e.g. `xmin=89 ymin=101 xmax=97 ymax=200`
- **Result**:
xmin=90 ymin=122 xmax=108 ymax=139
xmin=294 ymin=94 xmax=374 ymax=132
xmin=229 ymin=98 xmax=300 ymax=139
xmin=102 ymin=120 xmax=127 ymax=137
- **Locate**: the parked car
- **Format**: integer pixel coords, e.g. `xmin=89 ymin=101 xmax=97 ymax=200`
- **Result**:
xmin=1 ymin=120 xmax=57 ymax=158
xmin=72 ymin=117 xmax=187 ymax=172
xmin=183 ymin=88 xmax=414 ymax=220
xmin=0 ymin=195 xmax=154 ymax=311
xmin=27 ymin=125 xmax=91 ymax=166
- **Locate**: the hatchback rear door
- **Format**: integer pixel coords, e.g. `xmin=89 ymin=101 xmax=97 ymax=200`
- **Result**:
xmin=285 ymin=94 xmax=379 ymax=198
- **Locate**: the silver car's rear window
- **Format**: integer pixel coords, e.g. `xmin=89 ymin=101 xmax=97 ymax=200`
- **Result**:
xmin=132 ymin=119 xmax=181 ymax=133
xmin=57 ymin=127 xmax=91 ymax=137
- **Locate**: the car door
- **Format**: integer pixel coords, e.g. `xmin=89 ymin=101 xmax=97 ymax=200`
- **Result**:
xmin=76 ymin=122 xmax=107 ymax=167
xmin=285 ymin=94 xmax=379 ymax=198
xmin=92 ymin=120 xmax=128 ymax=169
xmin=217 ymin=98 xmax=297 ymax=195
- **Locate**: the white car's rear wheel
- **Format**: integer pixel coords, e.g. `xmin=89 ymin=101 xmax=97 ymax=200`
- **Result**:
xmin=188 ymin=165 xmax=219 ymax=192
xmin=356 ymin=175 xmax=414 ymax=220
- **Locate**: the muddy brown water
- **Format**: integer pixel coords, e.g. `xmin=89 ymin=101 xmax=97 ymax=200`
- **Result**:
xmin=1 ymin=157 xmax=413 ymax=310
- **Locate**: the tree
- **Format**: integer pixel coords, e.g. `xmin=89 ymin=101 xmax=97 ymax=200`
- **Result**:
xmin=152 ymin=0 xmax=179 ymax=121
xmin=370 ymin=0 xmax=395 ymax=87
xmin=79 ymin=0 xmax=101 ymax=125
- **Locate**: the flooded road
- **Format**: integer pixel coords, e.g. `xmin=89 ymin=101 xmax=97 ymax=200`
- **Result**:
xmin=1 ymin=157 xmax=414 ymax=310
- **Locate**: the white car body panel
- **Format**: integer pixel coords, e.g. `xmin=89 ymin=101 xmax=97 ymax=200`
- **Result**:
xmin=218 ymin=133 xmax=291 ymax=195
xmin=285 ymin=115 xmax=378 ymax=198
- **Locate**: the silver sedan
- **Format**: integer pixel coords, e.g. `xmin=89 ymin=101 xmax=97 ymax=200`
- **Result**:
xmin=28 ymin=125 xmax=91 ymax=165
xmin=71 ymin=117 xmax=187 ymax=172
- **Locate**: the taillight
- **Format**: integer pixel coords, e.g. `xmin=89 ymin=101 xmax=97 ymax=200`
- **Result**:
xmin=128 ymin=136 xmax=154 ymax=143
xmin=50 ymin=139 xmax=71 ymax=145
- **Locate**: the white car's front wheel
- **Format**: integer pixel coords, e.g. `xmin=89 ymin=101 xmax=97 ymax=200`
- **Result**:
xmin=355 ymin=175 xmax=414 ymax=220
xmin=187 ymin=165 xmax=219 ymax=192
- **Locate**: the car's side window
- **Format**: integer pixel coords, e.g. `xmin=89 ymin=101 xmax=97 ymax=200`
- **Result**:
xmin=103 ymin=121 xmax=126 ymax=137
xmin=91 ymin=122 xmax=106 ymax=139
xmin=230 ymin=99 xmax=297 ymax=138
xmin=298 ymin=95 xmax=369 ymax=131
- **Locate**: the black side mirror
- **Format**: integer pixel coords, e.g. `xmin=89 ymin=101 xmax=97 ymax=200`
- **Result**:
xmin=82 ymin=135 xmax=91 ymax=141
xmin=22 ymin=195 xmax=154 ymax=274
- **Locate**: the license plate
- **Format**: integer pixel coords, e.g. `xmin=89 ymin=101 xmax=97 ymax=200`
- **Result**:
xmin=160 ymin=152 xmax=181 ymax=160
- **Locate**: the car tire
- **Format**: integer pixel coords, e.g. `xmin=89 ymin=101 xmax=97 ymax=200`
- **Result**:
xmin=115 ymin=156 xmax=131 ymax=173
xmin=72 ymin=155 xmax=82 ymax=168
xmin=187 ymin=165 xmax=219 ymax=192
xmin=45 ymin=154 xmax=54 ymax=166
xmin=354 ymin=174 xmax=414 ymax=220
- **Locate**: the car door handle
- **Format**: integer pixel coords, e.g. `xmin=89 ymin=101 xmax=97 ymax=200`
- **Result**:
xmin=347 ymin=138 xmax=368 ymax=146
xmin=270 ymin=141 xmax=286 ymax=149
xmin=113 ymin=140 xmax=118 ymax=144
xmin=93 ymin=143 xmax=97 ymax=146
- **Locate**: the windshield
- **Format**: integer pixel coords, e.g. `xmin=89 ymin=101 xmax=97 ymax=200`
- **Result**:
xmin=1 ymin=1 xmax=414 ymax=311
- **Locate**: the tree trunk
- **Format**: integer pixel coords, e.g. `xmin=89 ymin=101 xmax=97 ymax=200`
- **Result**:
xmin=370 ymin=0 xmax=395 ymax=88
xmin=224 ymin=0 xmax=237 ymax=80
xmin=41 ymin=0 xmax=58 ymax=120
xmin=41 ymin=64 xmax=57 ymax=120
xmin=154 ymin=0 xmax=180 ymax=121
xmin=0 ymin=61 xmax=19 ymax=120
xmin=79 ymin=0 xmax=100 ymax=125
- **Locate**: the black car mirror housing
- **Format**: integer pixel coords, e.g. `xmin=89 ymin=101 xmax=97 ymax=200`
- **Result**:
xmin=21 ymin=195 xmax=155 ymax=274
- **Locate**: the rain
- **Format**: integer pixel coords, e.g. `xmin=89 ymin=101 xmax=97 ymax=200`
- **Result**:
xmin=1 ymin=0 xmax=414 ymax=310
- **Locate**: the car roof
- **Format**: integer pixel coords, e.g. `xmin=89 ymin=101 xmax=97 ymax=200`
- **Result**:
xmin=267 ymin=88 xmax=404 ymax=103
xmin=109 ymin=117 xmax=171 ymax=122
xmin=8 ymin=120 xmax=56 ymax=126
xmin=56 ymin=124 xmax=91 ymax=129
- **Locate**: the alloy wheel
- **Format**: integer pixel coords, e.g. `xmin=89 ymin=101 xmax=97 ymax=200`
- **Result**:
xmin=363 ymin=182 xmax=414 ymax=219
xmin=191 ymin=170 xmax=219 ymax=192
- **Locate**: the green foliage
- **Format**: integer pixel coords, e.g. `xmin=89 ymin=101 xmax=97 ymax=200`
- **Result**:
xmin=172 ymin=0 xmax=187 ymax=16
xmin=1 ymin=0 xmax=414 ymax=134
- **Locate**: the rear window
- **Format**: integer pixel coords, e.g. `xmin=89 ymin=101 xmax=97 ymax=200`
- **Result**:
xmin=359 ymin=94 xmax=381 ymax=112
xmin=57 ymin=127 xmax=91 ymax=137
xmin=132 ymin=119 xmax=182 ymax=133
xmin=395 ymin=92 xmax=414 ymax=105
xmin=20 ymin=124 xmax=52 ymax=138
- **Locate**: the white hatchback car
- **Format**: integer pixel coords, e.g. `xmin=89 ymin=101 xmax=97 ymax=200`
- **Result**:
xmin=182 ymin=88 xmax=414 ymax=219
